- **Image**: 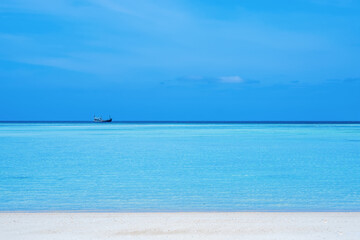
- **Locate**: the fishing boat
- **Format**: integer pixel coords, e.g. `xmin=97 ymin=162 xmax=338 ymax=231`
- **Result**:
xmin=94 ymin=115 xmax=112 ymax=122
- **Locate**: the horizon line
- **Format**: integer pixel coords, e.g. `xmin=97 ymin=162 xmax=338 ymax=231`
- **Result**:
xmin=1 ymin=121 xmax=360 ymax=124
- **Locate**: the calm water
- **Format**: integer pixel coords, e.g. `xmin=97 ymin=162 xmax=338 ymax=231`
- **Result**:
xmin=0 ymin=123 xmax=359 ymax=211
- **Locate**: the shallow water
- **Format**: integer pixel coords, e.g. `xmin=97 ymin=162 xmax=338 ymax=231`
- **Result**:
xmin=0 ymin=123 xmax=359 ymax=211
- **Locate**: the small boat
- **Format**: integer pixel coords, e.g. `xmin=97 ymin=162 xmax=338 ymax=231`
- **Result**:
xmin=94 ymin=115 xmax=112 ymax=123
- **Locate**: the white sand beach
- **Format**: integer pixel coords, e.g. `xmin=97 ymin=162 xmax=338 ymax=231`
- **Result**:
xmin=1 ymin=212 xmax=359 ymax=240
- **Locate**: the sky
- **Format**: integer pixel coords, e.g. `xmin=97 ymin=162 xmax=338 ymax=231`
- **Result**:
xmin=0 ymin=0 xmax=359 ymax=121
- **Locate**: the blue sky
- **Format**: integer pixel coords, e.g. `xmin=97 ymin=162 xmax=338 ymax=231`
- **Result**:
xmin=0 ymin=0 xmax=359 ymax=121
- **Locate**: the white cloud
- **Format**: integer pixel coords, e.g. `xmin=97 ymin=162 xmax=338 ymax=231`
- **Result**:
xmin=219 ymin=76 xmax=244 ymax=83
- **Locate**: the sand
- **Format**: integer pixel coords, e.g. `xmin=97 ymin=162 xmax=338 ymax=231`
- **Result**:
xmin=1 ymin=212 xmax=359 ymax=240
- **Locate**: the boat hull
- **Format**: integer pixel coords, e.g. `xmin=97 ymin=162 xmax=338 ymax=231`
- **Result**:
xmin=94 ymin=119 xmax=112 ymax=123
xmin=94 ymin=118 xmax=112 ymax=123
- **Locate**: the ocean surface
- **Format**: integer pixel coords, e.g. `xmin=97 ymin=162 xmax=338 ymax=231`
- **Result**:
xmin=0 ymin=122 xmax=359 ymax=211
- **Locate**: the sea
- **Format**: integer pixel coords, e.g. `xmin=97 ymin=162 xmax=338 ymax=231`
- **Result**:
xmin=0 ymin=122 xmax=359 ymax=212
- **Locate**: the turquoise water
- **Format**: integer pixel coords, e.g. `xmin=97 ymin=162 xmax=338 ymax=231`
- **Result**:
xmin=0 ymin=123 xmax=359 ymax=211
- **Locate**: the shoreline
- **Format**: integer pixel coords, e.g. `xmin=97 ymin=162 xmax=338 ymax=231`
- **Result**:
xmin=1 ymin=210 xmax=360 ymax=213
xmin=1 ymin=212 xmax=359 ymax=239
